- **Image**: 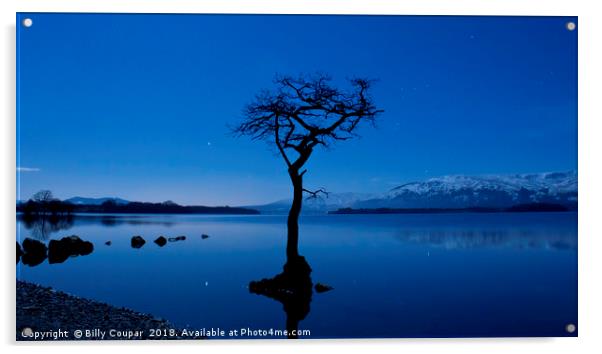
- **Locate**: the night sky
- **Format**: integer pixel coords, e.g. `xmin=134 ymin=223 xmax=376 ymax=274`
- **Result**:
xmin=17 ymin=14 xmax=577 ymax=205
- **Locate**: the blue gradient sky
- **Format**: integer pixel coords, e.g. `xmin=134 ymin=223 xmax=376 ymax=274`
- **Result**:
xmin=17 ymin=14 xmax=577 ymax=205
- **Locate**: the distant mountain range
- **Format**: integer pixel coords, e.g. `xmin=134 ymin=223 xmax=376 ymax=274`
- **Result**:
xmin=356 ymin=171 xmax=577 ymax=209
xmin=246 ymin=192 xmax=377 ymax=215
xmin=64 ymin=197 xmax=130 ymax=205
xmin=251 ymin=171 xmax=578 ymax=213
xmin=18 ymin=197 xmax=258 ymax=215
xmin=19 ymin=171 xmax=577 ymax=214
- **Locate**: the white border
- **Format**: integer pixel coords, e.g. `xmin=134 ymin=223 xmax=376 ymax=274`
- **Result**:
xmin=2 ymin=1 xmax=601 ymax=354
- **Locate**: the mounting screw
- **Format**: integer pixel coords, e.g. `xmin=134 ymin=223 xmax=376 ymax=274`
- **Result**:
xmin=566 ymin=22 xmax=576 ymax=31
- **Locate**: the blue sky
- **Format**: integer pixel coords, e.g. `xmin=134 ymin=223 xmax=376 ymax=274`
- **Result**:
xmin=17 ymin=14 xmax=577 ymax=205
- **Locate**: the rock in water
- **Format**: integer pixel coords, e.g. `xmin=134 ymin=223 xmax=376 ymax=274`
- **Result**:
xmin=154 ymin=236 xmax=167 ymax=247
xmin=131 ymin=236 xmax=146 ymax=249
xmin=201 ymin=234 xmax=210 ymax=239
xmin=17 ymin=242 xmax=23 ymax=264
xmin=22 ymin=238 xmax=46 ymax=253
xmin=168 ymin=236 xmax=186 ymax=242
xmin=314 ymin=283 xmax=334 ymax=293
xmin=105 ymin=241 xmax=112 ymax=246
xmin=21 ymin=238 xmax=48 ymax=266
xmin=48 ymin=235 xmax=94 ymax=264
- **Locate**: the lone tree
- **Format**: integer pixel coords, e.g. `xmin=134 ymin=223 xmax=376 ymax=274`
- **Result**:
xmin=31 ymin=190 xmax=54 ymax=203
xmin=233 ymin=74 xmax=382 ymax=259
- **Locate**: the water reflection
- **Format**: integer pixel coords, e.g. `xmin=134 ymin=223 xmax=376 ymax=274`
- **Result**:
xmin=249 ymin=255 xmax=313 ymax=339
xmin=18 ymin=214 xmax=177 ymax=240
xmin=393 ymin=227 xmax=576 ymax=250
xmin=19 ymin=214 xmax=75 ymax=240
xmin=93 ymin=215 xmax=176 ymax=228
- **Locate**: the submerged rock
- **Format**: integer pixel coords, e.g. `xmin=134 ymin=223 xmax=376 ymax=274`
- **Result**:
xmin=168 ymin=236 xmax=186 ymax=242
xmin=314 ymin=283 xmax=334 ymax=293
xmin=201 ymin=234 xmax=210 ymax=239
xmin=48 ymin=235 xmax=94 ymax=264
xmin=131 ymin=236 xmax=146 ymax=249
xmin=21 ymin=238 xmax=48 ymax=266
xmin=154 ymin=236 xmax=167 ymax=247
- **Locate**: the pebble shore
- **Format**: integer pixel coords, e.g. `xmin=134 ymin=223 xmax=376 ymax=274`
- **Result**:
xmin=17 ymin=280 xmax=196 ymax=341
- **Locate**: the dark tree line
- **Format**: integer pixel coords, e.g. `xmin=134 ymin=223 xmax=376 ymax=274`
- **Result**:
xmin=17 ymin=190 xmax=259 ymax=215
xmin=17 ymin=190 xmax=74 ymax=216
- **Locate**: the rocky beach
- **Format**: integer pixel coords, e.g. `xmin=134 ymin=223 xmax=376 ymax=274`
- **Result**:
xmin=17 ymin=281 xmax=192 ymax=341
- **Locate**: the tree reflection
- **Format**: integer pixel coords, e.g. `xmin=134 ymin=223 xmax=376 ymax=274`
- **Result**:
xmin=18 ymin=214 xmax=177 ymax=241
xmin=19 ymin=214 xmax=74 ymax=240
xmin=249 ymin=255 xmax=313 ymax=339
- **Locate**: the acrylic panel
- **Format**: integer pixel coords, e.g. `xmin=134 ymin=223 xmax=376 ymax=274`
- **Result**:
xmin=16 ymin=13 xmax=578 ymax=340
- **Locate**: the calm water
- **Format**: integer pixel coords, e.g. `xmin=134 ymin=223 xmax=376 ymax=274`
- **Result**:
xmin=17 ymin=212 xmax=577 ymax=338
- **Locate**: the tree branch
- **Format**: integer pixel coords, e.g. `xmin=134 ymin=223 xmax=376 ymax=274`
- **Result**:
xmin=274 ymin=115 xmax=292 ymax=167
xmin=232 ymin=73 xmax=383 ymax=178
xmin=302 ymin=188 xmax=329 ymax=200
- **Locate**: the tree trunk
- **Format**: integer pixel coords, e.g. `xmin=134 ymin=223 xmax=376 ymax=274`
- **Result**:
xmin=287 ymin=170 xmax=303 ymax=259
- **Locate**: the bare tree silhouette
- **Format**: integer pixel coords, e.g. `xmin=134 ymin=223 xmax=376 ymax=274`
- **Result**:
xmin=233 ymin=73 xmax=382 ymax=259
xmin=31 ymin=190 xmax=54 ymax=203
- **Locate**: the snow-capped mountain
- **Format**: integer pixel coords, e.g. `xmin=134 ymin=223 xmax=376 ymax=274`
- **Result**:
xmin=248 ymin=192 xmax=376 ymax=214
xmin=354 ymin=171 xmax=577 ymax=209
xmin=257 ymin=171 xmax=577 ymax=213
